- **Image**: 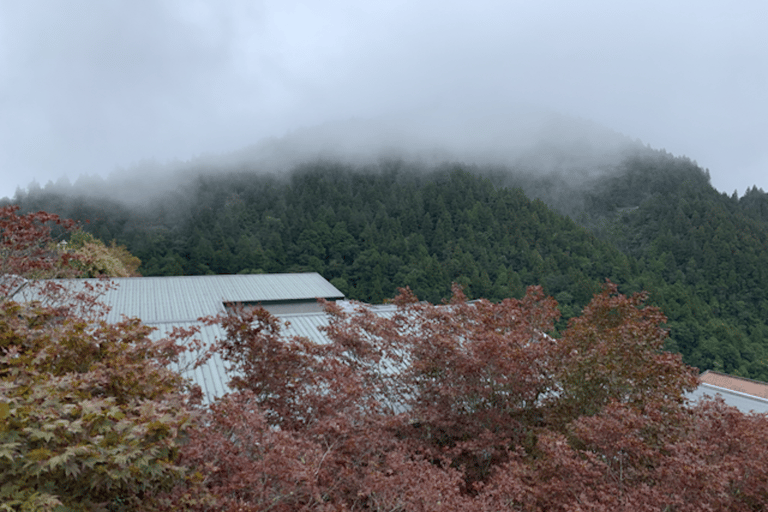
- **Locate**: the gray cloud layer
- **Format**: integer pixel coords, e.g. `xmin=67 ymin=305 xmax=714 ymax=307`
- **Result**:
xmin=1 ymin=0 xmax=766 ymax=199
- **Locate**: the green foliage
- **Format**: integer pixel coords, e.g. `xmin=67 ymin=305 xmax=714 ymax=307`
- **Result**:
xmin=14 ymin=164 xmax=630 ymax=310
xmin=0 ymin=208 xmax=192 ymax=511
xmin=65 ymin=229 xmax=142 ymax=277
xmin=0 ymin=300 xmax=193 ymax=511
xmin=569 ymin=155 xmax=768 ymax=380
xmin=10 ymin=150 xmax=768 ymax=380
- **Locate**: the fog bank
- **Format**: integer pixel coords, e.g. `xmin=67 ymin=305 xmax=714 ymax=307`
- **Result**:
xmin=11 ymin=108 xmax=643 ymax=205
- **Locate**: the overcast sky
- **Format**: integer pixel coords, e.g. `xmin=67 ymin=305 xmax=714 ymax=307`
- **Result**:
xmin=1 ymin=0 xmax=766 ymax=200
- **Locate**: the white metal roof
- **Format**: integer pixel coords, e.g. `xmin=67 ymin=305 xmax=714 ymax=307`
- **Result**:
xmin=153 ymin=322 xmax=233 ymax=403
xmin=152 ymin=312 xmax=342 ymax=403
xmin=13 ymin=273 xmax=345 ymax=402
xmin=24 ymin=272 xmax=344 ymax=324
xmin=126 ymin=274 xmax=343 ymax=401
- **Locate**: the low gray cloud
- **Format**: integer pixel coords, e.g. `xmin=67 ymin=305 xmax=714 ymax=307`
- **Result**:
xmin=1 ymin=0 xmax=766 ymax=199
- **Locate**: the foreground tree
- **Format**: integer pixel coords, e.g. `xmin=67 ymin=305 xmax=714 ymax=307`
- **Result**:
xmin=0 ymin=206 xmax=193 ymax=511
xmin=547 ymin=282 xmax=700 ymax=425
xmin=1 ymin=309 xmax=193 ymax=511
xmin=169 ymin=282 xmax=768 ymax=510
xmin=0 ymin=206 xmax=80 ymax=301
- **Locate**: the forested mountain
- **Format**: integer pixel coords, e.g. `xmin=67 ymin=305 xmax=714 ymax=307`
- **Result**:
xmin=583 ymin=156 xmax=768 ymax=378
xmin=7 ymin=148 xmax=768 ymax=380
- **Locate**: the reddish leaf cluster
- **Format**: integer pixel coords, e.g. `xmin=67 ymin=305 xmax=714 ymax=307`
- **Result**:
xmin=0 ymin=206 xmax=194 ymax=511
xmin=1 ymin=300 xmax=194 ymax=511
xmin=171 ymin=283 xmax=768 ymax=510
xmin=0 ymin=206 xmax=77 ymax=290
xmin=5 ymin=206 xmax=767 ymax=510
xmin=547 ymin=283 xmax=700 ymax=425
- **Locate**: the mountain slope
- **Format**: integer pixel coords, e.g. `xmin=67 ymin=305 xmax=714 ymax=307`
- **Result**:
xmin=8 ymin=148 xmax=768 ymax=379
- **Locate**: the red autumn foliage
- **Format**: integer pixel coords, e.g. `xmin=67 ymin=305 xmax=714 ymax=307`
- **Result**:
xmin=7 ymin=206 xmax=766 ymax=510
xmin=0 ymin=205 xmax=77 ymax=286
xmin=546 ymin=283 xmax=700 ymax=425
xmin=0 ymin=205 xmax=119 ymax=320
xmin=171 ymin=282 xmax=768 ymax=510
xmin=0 ymin=206 xmax=194 ymax=511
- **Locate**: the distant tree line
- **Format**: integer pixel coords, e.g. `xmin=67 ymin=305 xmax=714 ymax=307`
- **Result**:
xmin=8 ymin=149 xmax=768 ymax=380
xmin=7 ymin=206 xmax=768 ymax=510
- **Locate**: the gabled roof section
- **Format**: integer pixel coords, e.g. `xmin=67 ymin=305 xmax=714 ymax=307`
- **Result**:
xmin=688 ymin=370 xmax=768 ymax=414
xmin=26 ymin=273 xmax=344 ymax=324
xmin=14 ymin=272 xmax=345 ymax=403
xmin=699 ymin=370 xmax=768 ymax=400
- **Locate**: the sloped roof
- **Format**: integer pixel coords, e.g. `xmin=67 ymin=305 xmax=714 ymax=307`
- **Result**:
xmin=699 ymin=370 xmax=768 ymax=399
xmin=22 ymin=272 xmax=344 ymax=324
xmin=135 ymin=274 xmax=343 ymax=402
xmin=687 ymin=370 xmax=768 ymax=414
xmin=156 ymin=322 xmax=232 ymax=403
xmin=15 ymin=273 xmax=345 ymax=402
xmin=172 ymin=305 xmax=399 ymax=402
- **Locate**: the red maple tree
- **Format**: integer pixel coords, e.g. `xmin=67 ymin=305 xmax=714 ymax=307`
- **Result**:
xmin=0 ymin=206 xmax=194 ymax=511
xmin=5 ymin=205 xmax=767 ymax=510
xmin=171 ymin=282 xmax=768 ymax=511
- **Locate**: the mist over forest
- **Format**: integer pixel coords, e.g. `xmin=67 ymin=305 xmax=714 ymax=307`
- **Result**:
xmin=7 ymin=115 xmax=768 ymax=382
xmin=6 ymin=2 xmax=768 ymax=506
xmin=13 ymin=111 xmax=643 ymax=203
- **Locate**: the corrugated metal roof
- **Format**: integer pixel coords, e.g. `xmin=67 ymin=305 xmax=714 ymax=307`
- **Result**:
xmin=28 ymin=273 xmax=344 ymax=324
xmin=281 ymin=312 xmax=334 ymax=344
xmin=14 ymin=273 xmax=345 ymax=402
xmin=152 ymin=322 xmax=233 ymax=404
xmin=143 ymin=321 xmax=331 ymax=403
xmin=150 ymin=312 xmax=345 ymax=403
xmin=152 ymin=305 xmax=397 ymax=402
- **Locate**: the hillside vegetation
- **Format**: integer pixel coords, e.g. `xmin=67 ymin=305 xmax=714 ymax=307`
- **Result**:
xmin=9 ymin=148 xmax=768 ymax=380
xmin=7 ymin=205 xmax=768 ymax=510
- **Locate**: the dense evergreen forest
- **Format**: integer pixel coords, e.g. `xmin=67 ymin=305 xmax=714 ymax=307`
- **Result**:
xmin=8 ymin=148 xmax=768 ymax=381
